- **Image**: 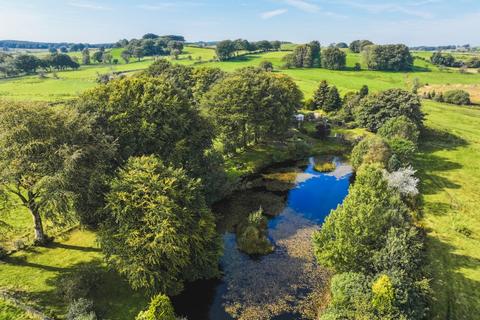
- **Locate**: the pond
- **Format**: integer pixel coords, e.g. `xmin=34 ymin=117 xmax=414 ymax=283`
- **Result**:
xmin=172 ymin=157 xmax=352 ymax=320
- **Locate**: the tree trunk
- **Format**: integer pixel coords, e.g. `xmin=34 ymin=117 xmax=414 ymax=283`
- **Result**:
xmin=32 ymin=210 xmax=46 ymax=245
xmin=29 ymin=203 xmax=46 ymax=245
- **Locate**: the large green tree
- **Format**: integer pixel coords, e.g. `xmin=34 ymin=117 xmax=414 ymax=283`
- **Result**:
xmin=0 ymin=101 xmax=114 ymax=243
xmin=76 ymin=70 xmax=226 ymax=204
xmin=322 ymin=47 xmax=346 ymax=70
xmin=99 ymin=156 xmax=221 ymax=295
xmin=201 ymin=67 xmax=302 ymax=152
xmin=362 ymin=44 xmax=413 ymax=71
xmin=354 ymin=89 xmax=424 ymax=132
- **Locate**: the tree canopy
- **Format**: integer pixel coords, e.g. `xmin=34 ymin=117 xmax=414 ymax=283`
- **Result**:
xmin=354 ymin=89 xmax=423 ymax=132
xmin=363 ymin=44 xmax=413 ymax=71
xmin=100 ymin=156 xmax=221 ymax=295
xmin=201 ymin=67 xmax=302 ymax=152
xmin=0 ymin=101 xmax=114 ymax=243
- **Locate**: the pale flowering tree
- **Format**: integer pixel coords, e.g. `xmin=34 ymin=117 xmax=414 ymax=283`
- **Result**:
xmin=384 ymin=166 xmax=419 ymax=197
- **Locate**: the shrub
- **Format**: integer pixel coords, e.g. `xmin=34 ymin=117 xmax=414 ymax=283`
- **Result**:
xmin=56 ymin=262 xmax=104 ymax=302
xmin=237 ymin=208 xmax=274 ymax=255
xmin=67 ymin=298 xmax=97 ymax=320
xmin=314 ymin=161 xmax=336 ymax=173
xmin=350 ymin=136 xmax=391 ymax=170
xmin=0 ymin=246 xmax=7 ymax=259
xmin=353 ymin=63 xmax=361 ymax=71
xmin=315 ymin=121 xmax=331 ymax=140
xmin=443 ymin=90 xmax=471 ymax=105
xmin=378 ymin=116 xmax=420 ymax=144
xmin=136 ymin=294 xmax=176 ymax=320
xmin=384 ymin=166 xmax=419 ymax=197
xmin=387 ymin=137 xmax=417 ymax=167
xmin=320 ymin=272 xmax=374 ymax=320
xmin=259 ymin=60 xmax=273 ymax=72
xmin=371 ymin=274 xmax=395 ymax=314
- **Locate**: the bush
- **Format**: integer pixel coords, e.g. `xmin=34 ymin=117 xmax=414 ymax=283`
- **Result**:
xmin=67 ymin=298 xmax=97 ymax=320
xmin=56 ymin=262 xmax=104 ymax=302
xmin=315 ymin=121 xmax=331 ymax=140
xmin=237 ymin=208 xmax=274 ymax=255
xmin=259 ymin=60 xmax=273 ymax=72
xmin=443 ymin=90 xmax=471 ymax=105
xmin=0 ymin=246 xmax=7 ymax=259
xmin=136 ymin=294 xmax=176 ymax=320
xmin=377 ymin=116 xmax=419 ymax=144
xmin=387 ymin=137 xmax=417 ymax=167
xmin=350 ymin=136 xmax=391 ymax=170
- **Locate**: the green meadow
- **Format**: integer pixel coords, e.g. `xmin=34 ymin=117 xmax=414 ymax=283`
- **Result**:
xmin=0 ymin=46 xmax=479 ymax=319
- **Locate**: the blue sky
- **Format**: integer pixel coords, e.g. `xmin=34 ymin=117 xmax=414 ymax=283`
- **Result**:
xmin=0 ymin=0 xmax=479 ymax=45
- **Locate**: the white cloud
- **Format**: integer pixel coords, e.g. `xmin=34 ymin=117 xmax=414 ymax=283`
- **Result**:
xmin=137 ymin=2 xmax=204 ymax=10
xmin=283 ymin=0 xmax=319 ymax=13
xmin=340 ymin=1 xmax=433 ymax=19
xmin=68 ymin=2 xmax=110 ymax=11
xmin=261 ymin=8 xmax=288 ymax=19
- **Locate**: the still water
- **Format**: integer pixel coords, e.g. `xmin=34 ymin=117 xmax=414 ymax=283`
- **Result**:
xmin=173 ymin=157 xmax=352 ymax=320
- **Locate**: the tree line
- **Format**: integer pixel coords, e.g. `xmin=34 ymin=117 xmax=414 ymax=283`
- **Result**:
xmin=279 ymin=39 xmax=414 ymax=71
xmin=0 ymin=52 xmax=79 ymax=77
xmin=118 ymin=34 xmax=186 ymax=63
xmin=307 ymin=82 xmax=428 ymax=319
xmin=215 ymin=39 xmax=282 ymax=61
xmin=430 ymin=51 xmax=480 ymax=68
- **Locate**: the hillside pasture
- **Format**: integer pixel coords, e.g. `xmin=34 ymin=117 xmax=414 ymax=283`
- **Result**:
xmin=420 ymin=84 xmax=480 ymax=104
xmin=416 ymin=101 xmax=480 ymax=319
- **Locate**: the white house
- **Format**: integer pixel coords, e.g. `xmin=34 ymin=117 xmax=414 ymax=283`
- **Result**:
xmin=295 ymin=114 xmax=305 ymax=122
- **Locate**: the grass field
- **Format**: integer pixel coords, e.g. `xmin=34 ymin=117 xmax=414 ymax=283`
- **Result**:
xmin=0 ymin=46 xmax=479 ymax=319
xmin=416 ymin=101 xmax=480 ymax=319
xmin=2 ymin=46 xmax=480 ymax=102
xmin=0 ymin=230 xmax=147 ymax=319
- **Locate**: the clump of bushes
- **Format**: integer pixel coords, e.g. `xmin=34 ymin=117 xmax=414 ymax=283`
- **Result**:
xmin=443 ymin=89 xmax=471 ymax=105
xmin=136 ymin=294 xmax=176 ymax=320
xmin=259 ymin=61 xmax=273 ymax=72
xmin=314 ymin=161 xmax=336 ymax=173
xmin=0 ymin=246 xmax=7 ymax=259
xmin=67 ymin=298 xmax=97 ymax=320
xmin=237 ymin=208 xmax=274 ymax=255
xmin=350 ymin=136 xmax=391 ymax=170
xmin=56 ymin=262 xmax=104 ymax=303
xmin=314 ymin=165 xmax=428 ymax=320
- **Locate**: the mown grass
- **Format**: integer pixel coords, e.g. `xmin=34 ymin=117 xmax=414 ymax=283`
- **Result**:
xmin=0 ymin=229 xmax=147 ymax=319
xmin=416 ymin=100 xmax=480 ymax=319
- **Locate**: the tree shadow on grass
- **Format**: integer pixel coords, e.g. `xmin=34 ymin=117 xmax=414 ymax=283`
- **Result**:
xmin=415 ymin=128 xmax=468 ymax=199
xmin=426 ymin=236 xmax=480 ymax=320
xmin=46 ymin=242 xmax=102 ymax=253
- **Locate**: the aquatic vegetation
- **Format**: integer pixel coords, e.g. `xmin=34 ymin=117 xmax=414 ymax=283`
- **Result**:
xmin=314 ymin=161 xmax=336 ymax=173
xmin=236 ymin=208 xmax=274 ymax=255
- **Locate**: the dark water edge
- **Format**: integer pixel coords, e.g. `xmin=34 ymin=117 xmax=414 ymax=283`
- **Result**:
xmin=172 ymin=157 xmax=352 ymax=320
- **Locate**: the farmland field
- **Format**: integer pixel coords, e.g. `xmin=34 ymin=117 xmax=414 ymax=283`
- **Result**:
xmin=0 ymin=45 xmax=479 ymax=319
